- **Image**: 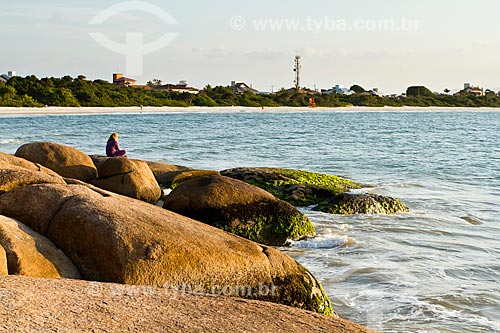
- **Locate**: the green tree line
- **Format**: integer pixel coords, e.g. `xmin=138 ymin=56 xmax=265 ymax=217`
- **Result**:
xmin=1 ymin=75 xmax=500 ymax=108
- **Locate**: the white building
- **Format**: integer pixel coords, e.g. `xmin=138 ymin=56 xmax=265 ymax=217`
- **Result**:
xmin=324 ymin=84 xmax=354 ymax=95
xmin=0 ymin=70 xmax=16 ymax=83
xmin=463 ymin=83 xmax=484 ymax=96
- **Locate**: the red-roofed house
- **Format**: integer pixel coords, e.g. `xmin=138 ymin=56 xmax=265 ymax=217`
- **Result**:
xmin=113 ymin=73 xmax=136 ymax=87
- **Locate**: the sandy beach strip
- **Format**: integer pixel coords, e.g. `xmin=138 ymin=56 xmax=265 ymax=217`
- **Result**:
xmin=1 ymin=106 xmax=500 ymax=116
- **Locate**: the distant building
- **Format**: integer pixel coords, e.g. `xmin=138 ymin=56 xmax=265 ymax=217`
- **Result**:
xmin=286 ymin=87 xmax=319 ymax=95
xmin=0 ymin=70 xmax=16 ymax=83
xmin=113 ymin=73 xmax=136 ymax=87
xmin=464 ymin=83 xmax=484 ymax=96
xmin=323 ymin=85 xmax=354 ymax=95
xmin=453 ymin=83 xmax=485 ymax=97
xmin=231 ymin=81 xmax=259 ymax=94
xmin=369 ymin=88 xmax=382 ymax=97
xmin=160 ymin=80 xmax=199 ymax=94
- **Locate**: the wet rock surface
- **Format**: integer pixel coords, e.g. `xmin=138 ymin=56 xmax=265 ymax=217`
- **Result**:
xmin=163 ymin=174 xmax=316 ymax=246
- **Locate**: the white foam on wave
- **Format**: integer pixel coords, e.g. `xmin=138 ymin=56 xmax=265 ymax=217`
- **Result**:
xmin=0 ymin=139 xmax=21 ymax=145
xmin=402 ymin=297 xmax=499 ymax=331
xmin=351 ymin=290 xmax=500 ymax=332
xmin=288 ymin=233 xmax=355 ymax=249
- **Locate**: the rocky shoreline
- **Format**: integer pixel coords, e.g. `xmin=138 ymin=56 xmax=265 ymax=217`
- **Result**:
xmin=0 ymin=275 xmax=377 ymax=333
xmin=0 ymin=141 xmax=407 ymax=331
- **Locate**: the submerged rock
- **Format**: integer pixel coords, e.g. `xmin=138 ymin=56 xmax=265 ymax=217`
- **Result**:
xmin=163 ymin=175 xmax=315 ymax=246
xmin=221 ymin=167 xmax=362 ymax=206
xmin=460 ymin=215 xmax=481 ymax=225
xmin=15 ymin=142 xmax=97 ymax=182
xmin=314 ymin=193 xmax=409 ymax=215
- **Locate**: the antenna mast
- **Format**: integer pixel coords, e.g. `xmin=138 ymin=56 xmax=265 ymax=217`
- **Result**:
xmin=293 ymin=55 xmax=301 ymax=90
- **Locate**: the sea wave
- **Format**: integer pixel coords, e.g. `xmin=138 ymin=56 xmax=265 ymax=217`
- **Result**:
xmin=0 ymin=139 xmax=22 ymax=145
xmin=345 ymin=291 xmax=500 ymax=333
xmin=288 ymin=233 xmax=355 ymax=249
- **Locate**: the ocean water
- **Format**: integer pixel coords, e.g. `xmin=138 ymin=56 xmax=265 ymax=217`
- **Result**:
xmin=1 ymin=110 xmax=499 ymax=332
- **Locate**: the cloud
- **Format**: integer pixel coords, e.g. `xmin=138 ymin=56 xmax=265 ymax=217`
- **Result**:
xmin=0 ymin=9 xmax=48 ymax=20
xmin=0 ymin=5 xmax=149 ymax=27
xmin=243 ymin=49 xmax=290 ymax=59
xmin=191 ymin=47 xmax=289 ymax=61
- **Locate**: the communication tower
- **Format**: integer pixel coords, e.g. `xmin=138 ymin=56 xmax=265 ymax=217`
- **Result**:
xmin=293 ymin=55 xmax=301 ymax=90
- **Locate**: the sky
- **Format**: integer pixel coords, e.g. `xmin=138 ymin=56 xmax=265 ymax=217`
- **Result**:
xmin=1 ymin=0 xmax=500 ymax=94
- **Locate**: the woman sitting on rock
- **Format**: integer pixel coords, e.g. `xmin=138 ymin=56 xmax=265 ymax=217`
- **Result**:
xmin=106 ymin=132 xmax=127 ymax=157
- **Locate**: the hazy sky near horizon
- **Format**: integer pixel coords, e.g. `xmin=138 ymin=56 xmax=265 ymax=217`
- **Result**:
xmin=2 ymin=0 xmax=500 ymax=93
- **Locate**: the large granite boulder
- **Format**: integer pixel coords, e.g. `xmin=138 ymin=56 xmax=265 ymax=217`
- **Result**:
xmin=91 ymin=156 xmax=198 ymax=188
xmin=91 ymin=157 xmax=162 ymax=204
xmin=0 ymin=165 xmax=65 ymax=194
xmin=89 ymin=155 xmax=110 ymax=168
xmin=0 ymin=245 xmax=7 ymax=275
xmin=163 ymin=175 xmax=315 ymax=246
xmin=15 ymin=142 xmax=97 ymax=182
xmin=145 ymin=160 xmax=191 ymax=183
xmin=314 ymin=193 xmax=409 ymax=215
xmin=157 ymin=169 xmax=220 ymax=188
xmin=0 ymin=215 xmax=80 ymax=279
xmin=0 ymin=152 xmax=61 ymax=177
xmin=0 ymin=183 xmax=332 ymax=315
xmin=221 ymin=167 xmax=363 ymax=206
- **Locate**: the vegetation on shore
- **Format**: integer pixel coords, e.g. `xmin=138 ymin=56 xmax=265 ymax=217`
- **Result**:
xmin=2 ymin=75 xmax=500 ymax=108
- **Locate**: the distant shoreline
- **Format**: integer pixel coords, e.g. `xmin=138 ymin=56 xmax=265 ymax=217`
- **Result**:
xmin=1 ymin=106 xmax=500 ymax=116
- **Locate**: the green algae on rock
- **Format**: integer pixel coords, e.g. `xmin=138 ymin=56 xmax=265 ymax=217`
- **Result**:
xmin=213 ymin=202 xmax=315 ymax=246
xmin=221 ymin=167 xmax=363 ymax=206
xmin=314 ymin=193 xmax=409 ymax=215
xmin=269 ymin=264 xmax=334 ymax=316
xmin=163 ymin=174 xmax=315 ymax=246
